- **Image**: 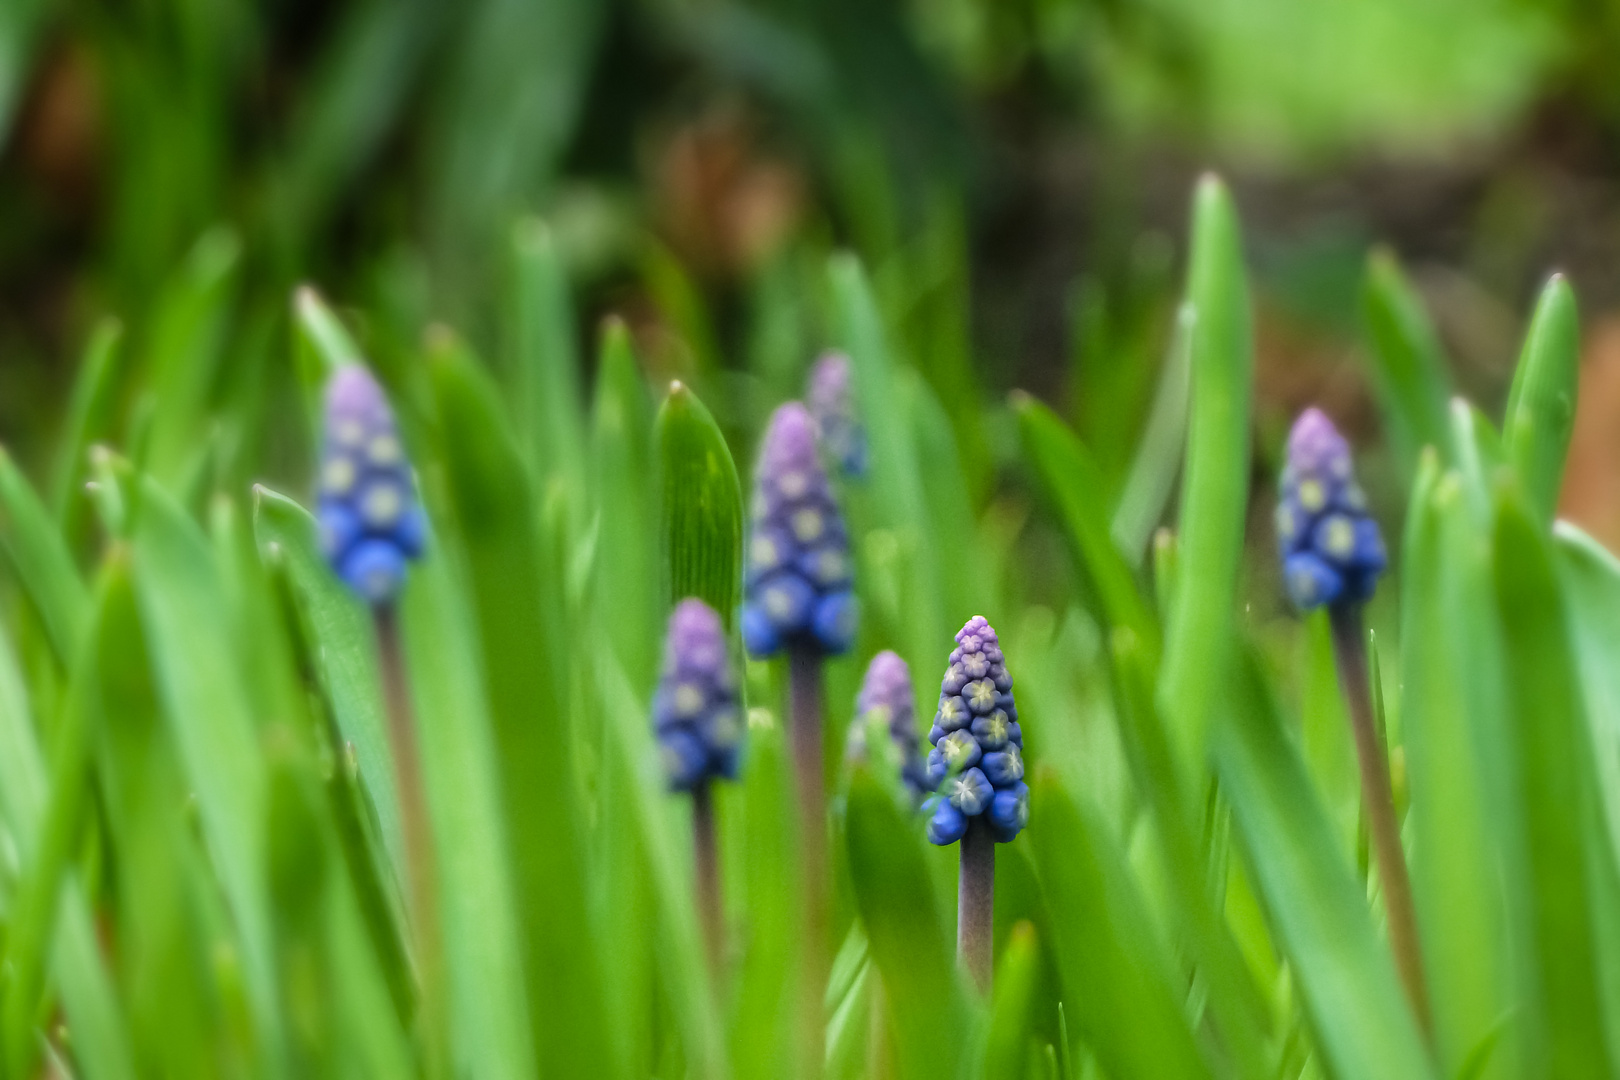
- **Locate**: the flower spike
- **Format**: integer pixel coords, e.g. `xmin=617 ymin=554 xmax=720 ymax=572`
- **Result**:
xmin=318 ymin=365 xmax=426 ymax=604
xmin=1276 ymin=408 xmax=1385 ymax=611
xmin=925 ymin=616 xmax=1027 ymax=845
xmin=846 ymin=650 xmax=928 ymax=795
xmin=807 ymin=351 xmax=866 ymax=478
xmin=652 ymin=600 xmax=744 ymax=792
xmin=741 ymin=402 xmax=857 ymax=657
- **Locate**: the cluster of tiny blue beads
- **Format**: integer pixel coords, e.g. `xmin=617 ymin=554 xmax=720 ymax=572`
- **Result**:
xmin=741 ymin=402 xmax=858 ymax=657
xmin=652 ymin=599 xmax=744 ymax=791
xmin=807 ymin=352 xmax=867 ymax=479
xmin=1275 ymin=408 xmax=1386 ymax=611
xmin=318 ymin=365 xmax=426 ymax=605
xmin=845 ymin=650 xmax=929 ymax=796
xmin=924 ymin=616 xmax=1028 ymax=845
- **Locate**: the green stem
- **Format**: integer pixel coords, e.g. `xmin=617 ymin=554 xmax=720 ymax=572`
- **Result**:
xmin=1328 ymin=603 xmax=1431 ymax=1037
xmin=691 ymin=781 xmax=723 ymax=977
xmin=958 ymin=816 xmax=995 ymax=992
xmin=788 ymin=644 xmax=826 ymax=1079
xmin=1 ymin=642 xmax=99 ymax=1079
xmin=375 ymin=605 xmax=449 ymax=1077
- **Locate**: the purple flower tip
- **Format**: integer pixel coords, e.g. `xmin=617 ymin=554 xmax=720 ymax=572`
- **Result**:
xmin=327 ymin=364 xmax=388 ymax=418
xmin=653 ymin=599 xmax=743 ymax=791
xmin=1287 ymin=407 xmax=1350 ymax=476
xmin=759 ymin=402 xmax=820 ymax=484
xmin=317 ymin=365 xmax=424 ymax=605
xmin=807 ymin=352 xmax=866 ymax=478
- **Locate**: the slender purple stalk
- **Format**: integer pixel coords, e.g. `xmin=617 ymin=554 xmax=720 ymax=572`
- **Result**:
xmin=1330 ymin=605 xmax=1431 ymax=1036
xmin=957 ymin=818 xmax=995 ymax=990
xmin=788 ymin=644 xmax=827 ymax=1075
xmin=690 ymin=783 xmax=723 ymax=975
xmin=373 ymin=608 xmax=442 ymax=977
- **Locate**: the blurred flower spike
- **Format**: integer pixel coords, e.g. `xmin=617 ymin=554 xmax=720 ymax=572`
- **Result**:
xmin=846 ymin=650 xmax=928 ymax=796
xmin=741 ymin=402 xmax=857 ymax=657
xmin=318 ymin=365 xmax=426 ymax=604
xmin=807 ymin=351 xmax=866 ymax=478
xmin=1276 ymin=408 xmax=1386 ymax=611
xmin=653 ymin=599 xmax=744 ymax=791
xmin=925 ymin=616 xmax=1027 ymax=845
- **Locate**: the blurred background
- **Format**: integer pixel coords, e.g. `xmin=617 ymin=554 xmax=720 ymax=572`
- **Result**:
xmin=2 ymin=0 xmax=1620 ymax=546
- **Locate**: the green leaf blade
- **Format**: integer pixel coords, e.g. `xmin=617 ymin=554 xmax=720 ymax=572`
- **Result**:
xmin=1491 ymin=487 xmax=1611 ymax=1074
xmin=1503 ymin=274 xmax=1579 ymax=525
xmin=656 ymin=381 xmax=743 ymax=627
xmin=1212 ymin=655 xmax=1435 ymax=1080
xmin=1029 ymin=769 xmax=1213 ymax=1080
xmin=1014 ymin=395 xmax=1159 ymax=664
xmin=425 ymin=334 xmax=612 ymax=1079
xmin=1160 ymin=175 xmax=1254 ymax=776
xmin=1361 ymin=249 xmax=1454 ymax=475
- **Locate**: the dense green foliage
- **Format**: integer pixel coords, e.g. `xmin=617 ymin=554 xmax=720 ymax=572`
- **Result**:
xmin=5 ymin=6 xmax=1620 ymax=1076
xmin=0 ymin=157 xmax=1613 ymax=1080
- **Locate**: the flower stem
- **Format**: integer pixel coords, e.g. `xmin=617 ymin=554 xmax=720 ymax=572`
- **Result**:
xmin=788 ymin=644 xmax=827 ymax=1078
xmin=691 ymin=781 xmax=723 ymax=976
xmin=1328 ymin=603 xmax=1431 ymax=1037
xmin=375 ymin=605 xmax=448 ymax=1076
xmin=958 ymin=815 xmax=995 ymax=992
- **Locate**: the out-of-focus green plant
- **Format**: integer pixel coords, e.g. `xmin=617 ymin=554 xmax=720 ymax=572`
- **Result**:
xmin=0 ymin=155 xmax=1616 ymax=1080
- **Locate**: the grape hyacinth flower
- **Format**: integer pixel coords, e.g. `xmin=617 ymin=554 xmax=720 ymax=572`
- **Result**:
xmin=807 ymin=351 xmax=866 ymax=478
xmin=651 ymin=599 xmax=742 ymax=971
xmin=1275 ymin=407 xmax=1386 ymax=612
xmin=924 ymin=617 xmax=1027 ymax=846
xmin=742 ymin=401 xmax=854 ymax=1070
xmin=1276 ymin=408 xmax=1431 ymax=1033
xmin=924 ymin=616 xmax=1026 ymax=990
xmin=652 ymin=600 xmax=744 ymax=792
xmin=318 ymin=365 xmax=426 ymax=605
xmin=316 ymin=361 xmax=443 ymax=1052
xmin=741 ymin=402 xmax=858 ymax=658
xmin=845 ymin=650 xmax=928 ymax=797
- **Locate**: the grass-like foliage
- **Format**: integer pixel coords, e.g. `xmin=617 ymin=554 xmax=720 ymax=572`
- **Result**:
xmin=0 ymin=172 xmax=1613 ymax=1080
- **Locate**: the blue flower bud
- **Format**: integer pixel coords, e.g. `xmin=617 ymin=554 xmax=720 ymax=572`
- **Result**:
xmin=742 ymin=404 xmax=857 ymax=657
xmin=926 ymin=797 xmax=968 ymax=845
xmin=988 ymin=782 xmax=1030 ymax=842
xmin=318 ymin=366 xmax=426 ymax=604
xmin=807 ymin=351 xmax=867 ymax=478
xmin=939 ymin=729 xmax=982 ymax=772
xmin=652 ymin=600 xmax=744 ymax=792
xmin=926 ymin=616 xmax=1028 ymax=845
xmin=937 ymin=695 xmax=971 ymax=732
xmin=845 ymin=650 xmax=929 ymax=796
xmin=811 ymin=591 xmax=858 ymax=653
xmin=945 ymin=767 xmax=993 ymax=815
xmin=970 ymin=709 xmax=1013 ymax=750
xmin=981 ymin=746 xmax=1024 ymax=786
xmin=1277 ymin=409 xmax=1386 ymax=611
xmin=740 ymin=604 xmax=781 ymax=657
xmin=964 ymin=679 xmax=998 ymax=715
